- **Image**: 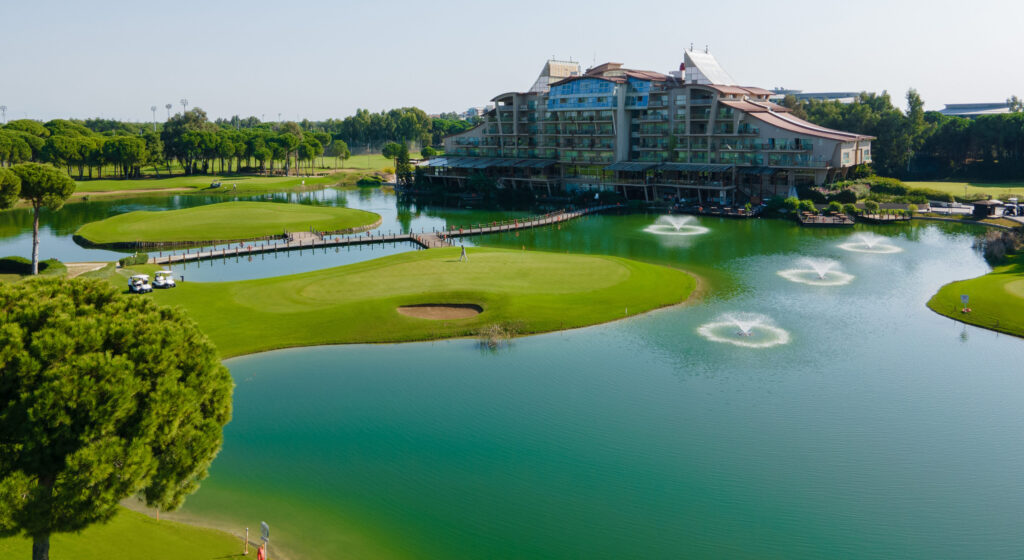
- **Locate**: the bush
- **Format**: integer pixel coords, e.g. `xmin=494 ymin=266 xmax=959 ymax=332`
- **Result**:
xmin=797 ymin=186 xmax=828 ymax=204
xmin=356 ymin=175 xmax=383 ymax=187
xmin=864 ymin=176 xmax=909 ymax=196
xmin=974 ymin=230 xmax=1023 ymax=264
xmin=420 ymin=146 xmax=438 ymax=158
xmin=826 ymin=201 xmax=843 ymax=214
xmin=799 ymin=199 xmax=817 ymax=214
xmin=842 ymin=203 xmax=859 ymax=215
xmin=0 ymin=256 xmax=64 ymax=276
xmin=907 ymin=204 xmax=919 ymax=214
xmin=864 ymin=200 xmax=880 ymax=214
xmin=829 ymin=188 xmax=858 ymax=204
xmin=118 ymin=253 xmax=149 ymax=267
xmin=849 ymin=163 xmax=874 ymax=179
xmin=783 ymin=197 xmax=800 ymax=213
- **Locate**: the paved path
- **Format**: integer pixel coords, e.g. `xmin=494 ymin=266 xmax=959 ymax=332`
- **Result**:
xmin=65 ymin=262 xmax=108 ymax=278
xmin=149 ymin=204 xmax=619 ymax=266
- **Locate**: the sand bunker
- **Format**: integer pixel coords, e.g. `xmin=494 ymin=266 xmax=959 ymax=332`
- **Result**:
xmin=397 ymin=304 xmax=483 ymax=319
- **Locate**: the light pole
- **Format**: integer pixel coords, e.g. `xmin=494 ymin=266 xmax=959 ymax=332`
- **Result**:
xmin=150 ymin=106 xmax=157 ymax=132
xmin=0 ymin=105 xmax=6 ymax=123
xmin=180 ymin=98 xmax=189 ymax=114
xmin=165 ymin=103 xmax=172 ymax=120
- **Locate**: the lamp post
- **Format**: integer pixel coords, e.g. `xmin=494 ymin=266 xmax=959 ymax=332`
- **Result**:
xmin=180 ymin=98 xmax=189 ymax=114
xmin=150 ymin=106 xmax=157 ymax=132
xmin=0 ymin=105 xmax=6 ymax=123
xmin=165 ymin=103 xmax=172 ymax=120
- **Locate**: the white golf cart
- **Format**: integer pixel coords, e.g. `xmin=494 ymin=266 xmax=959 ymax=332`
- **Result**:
xmin=153 ymin=270 xmax=177 ymax=289
xmin=128 ymin=274 xmax=152 ymax=294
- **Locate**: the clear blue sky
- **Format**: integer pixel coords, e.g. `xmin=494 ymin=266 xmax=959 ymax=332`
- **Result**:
xmin=2 ymin=0 xmax=1021 ymax=122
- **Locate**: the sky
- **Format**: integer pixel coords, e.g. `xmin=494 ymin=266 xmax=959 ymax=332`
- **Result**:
xmin=2 ymin=0 xmax=1022 ymax=123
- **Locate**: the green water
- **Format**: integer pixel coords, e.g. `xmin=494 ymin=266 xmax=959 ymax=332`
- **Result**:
xmin=176 ymin=214 xmax=1024 ymax=559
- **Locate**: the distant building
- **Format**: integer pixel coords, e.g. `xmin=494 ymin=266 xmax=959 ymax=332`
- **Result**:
xmin=938 ymin=102 xmax=1013 ymax=118
xmin=434 ymin=50 xmax=873 ymax=203
xmin=769 ymin=88 xmax=860 ymax=104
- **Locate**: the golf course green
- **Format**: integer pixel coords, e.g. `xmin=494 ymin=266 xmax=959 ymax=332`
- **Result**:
xmin=74 ymin=201 xmax=381 ymax=245
xmin=927 ymin=253 xmax=1024 ymax=337
xmin=109 ymin=247 xmax=696 ymax=357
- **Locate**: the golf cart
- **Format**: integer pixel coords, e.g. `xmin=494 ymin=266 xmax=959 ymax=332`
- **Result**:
xmin=128 ymin=274 xmax=152 ymax=294
xmin=153 ymin=270 xmax=176 ymax=288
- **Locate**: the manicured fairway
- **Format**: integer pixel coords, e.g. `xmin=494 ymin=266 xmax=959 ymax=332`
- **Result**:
xmin=0 ymin=508 xmax=245 ymax=560
xmin=75 ymin=201 xmax=380 ymax=244
xmin=906 ymin=181 xmax=1024 ymax=200
xmin=113 ymin=247 xmax=695 ymax=357
xmin=74 ymin=172 xmax=351 ymax=193
xmin=927 ymin=253 xmax=1024 ymax=338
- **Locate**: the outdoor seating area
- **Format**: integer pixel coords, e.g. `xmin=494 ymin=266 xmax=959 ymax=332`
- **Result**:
xmin=797 ymin=212 xmax=855 ymax=227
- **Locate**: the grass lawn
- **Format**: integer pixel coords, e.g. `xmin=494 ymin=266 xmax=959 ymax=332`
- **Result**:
xmin=0 ymin=508 xmax=245 ymax=560
xmin=74 ymin=172 xmax=354 ymax=194
xmin=75 ymin=201 xmax=380 ymax=245
xmin=94 ymin=247 xmax=695 ymax=357
xmin=927 ymin=253 xmax=1024 ymax=338
xmin=906 ymin=181 xmax=1024 ymax=200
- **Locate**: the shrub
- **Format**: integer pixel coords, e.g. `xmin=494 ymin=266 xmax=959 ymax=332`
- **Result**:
xmin=826 ymin=201 xmax=843 ymax=214
xmin=830 ymin=188 xmax=858 ymax=204
xmin=118 ymin=253 xmax=149 ymax=267
xmin=907 ymin=204 xmax=919 ymax=214
xmin=842 ymin=203 xmax=858 ymax=215
xmin=477 ymin=321 xmax=524 ymax=349
xmin=864 ymin=176 xmax=909 ymax=196
xmin=356 ymin=175 xmax=383 ymax=187
xmin=0 ymin=256 xmax=64 ymax=275
xmin=420 ymin=146 xmax=438 ymax=158
xmin=744 ymin=202 xmax=752 ymax=213
xmin=799 ymin=199 xmax=817 ymax=214
xmin=864 ymin=200 xmax=880 ymax=214
xmin=797 ymin=186 xmax=828 ymax=203
xmin=974 ymin=230 xmax=1023 ymax=264
xmin=783 ymin=197 xmax=800 ymax=213
xmin=849 ymin=163 xmax=874 ymax=179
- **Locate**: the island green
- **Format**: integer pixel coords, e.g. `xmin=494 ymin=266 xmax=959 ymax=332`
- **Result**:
xmin=99 ymin=247 xmax=695 ymax=357
xmin=75 ymin=201 xmax=380 ymax=245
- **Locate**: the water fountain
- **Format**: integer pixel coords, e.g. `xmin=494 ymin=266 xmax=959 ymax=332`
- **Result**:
xmin=838 ymin=232 xmax=902 ymax=254
xmin=777 ymin=257 xmax=855 ymax=286
xmin=643 ymin=215 xmax=710 ymax=236
xmin=697 ymin=312 xmax=791 ymax=348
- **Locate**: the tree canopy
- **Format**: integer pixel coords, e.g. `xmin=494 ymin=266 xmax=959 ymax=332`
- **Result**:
xmin=0 ymin=278 xmax=233 ymax=560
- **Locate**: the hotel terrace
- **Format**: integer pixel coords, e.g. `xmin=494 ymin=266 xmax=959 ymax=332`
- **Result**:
xmin=432 ymin=50 xmax=873 ymax=204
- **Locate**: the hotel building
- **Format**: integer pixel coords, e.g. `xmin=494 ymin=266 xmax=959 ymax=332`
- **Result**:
xmin=432 ymin=50 xmax=873 ymax=204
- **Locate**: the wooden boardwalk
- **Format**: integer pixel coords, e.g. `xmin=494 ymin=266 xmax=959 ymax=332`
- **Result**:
xmin=148 ymin=204 xmax=620 ymax=266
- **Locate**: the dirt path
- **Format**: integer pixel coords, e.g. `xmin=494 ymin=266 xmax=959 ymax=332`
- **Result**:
xmin=65 ymin=262 xmax=108 ymax=278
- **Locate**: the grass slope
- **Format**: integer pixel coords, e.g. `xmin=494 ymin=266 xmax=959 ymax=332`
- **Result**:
xmin=906 ymin=181 xmax=1024 ymax=200
xmin=76 ymin=201 xmax=380 ymax=244
xmin=111 ymin=247 xmax=695 ymax=357
xmin=0 ymin=508 xmax=245 ymax=560
xmin=927 ymin=253 xmax=1024 ymax=337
